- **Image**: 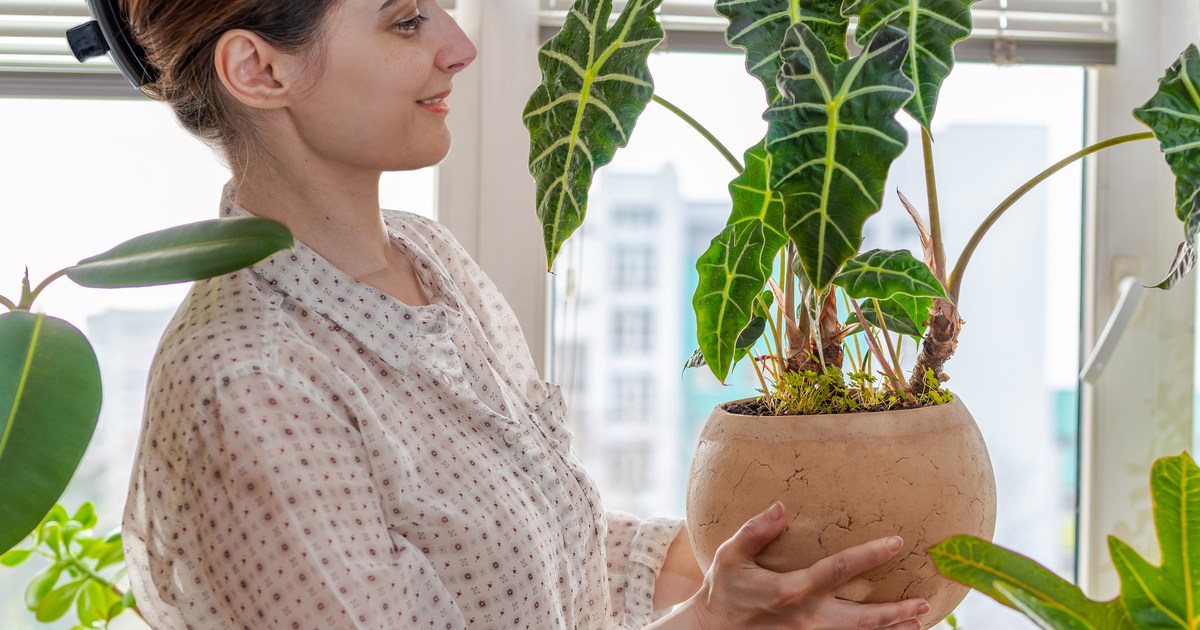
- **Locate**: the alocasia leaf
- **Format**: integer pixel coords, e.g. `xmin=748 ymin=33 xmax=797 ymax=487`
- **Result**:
xmin=694 ymin=142 xmax=789 ymax=383
xmin=844 ymin=0 xmax=977 ymax=129
xmin=716 ymin=0 xmax=849 ymax=104
xmin=1135 ymin=44 xmax=1200 ymax=247
xmin=931 ymin=535 xmax=1132 ymax=629
xmin=524 ymin=0 xmax=665 ymax=269
xmin=834 ymin=249 xmax=947 ymax=301
xmin=767 ymin=24 xmax=914 ymax=293
xmin=1151 ymin=242 xmax=1197 ymax=291
xmin=849 ymin=293 xmax=932 ymax=338
xmin=1109 ymin=452 xmax=1200 ymax=629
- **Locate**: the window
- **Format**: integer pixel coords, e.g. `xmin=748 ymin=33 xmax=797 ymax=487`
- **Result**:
xmin=610 ymin=244 xmax=655 ymax=291
xmin=611 ymin=374 xmax=655 ymax=423
xmin=550 ymin=52 xmax=1086 ymax=629
xmin=611 ymin=308 xmax=654 ymax=355
xmin=611 ymin=203 xmax=659 ymax=228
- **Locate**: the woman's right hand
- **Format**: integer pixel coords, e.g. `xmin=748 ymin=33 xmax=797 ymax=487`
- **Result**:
xmin=657 ymin=502 xmax=930 ymax=629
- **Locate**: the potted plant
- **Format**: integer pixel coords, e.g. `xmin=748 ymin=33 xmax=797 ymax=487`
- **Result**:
xmin=524 ymin=0 xmax=1200 ymax=626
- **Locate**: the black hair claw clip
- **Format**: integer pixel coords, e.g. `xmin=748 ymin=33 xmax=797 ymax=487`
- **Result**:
xmin=67 ymin=0 xmax=157 ymax=88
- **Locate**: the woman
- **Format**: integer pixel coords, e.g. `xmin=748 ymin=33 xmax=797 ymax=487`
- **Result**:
xmin=117 ymin=0 xmax=930 ymax=627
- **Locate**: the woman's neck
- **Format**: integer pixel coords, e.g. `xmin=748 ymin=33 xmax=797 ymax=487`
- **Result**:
xmin=232 ymin=161 xmax=393 ymax=280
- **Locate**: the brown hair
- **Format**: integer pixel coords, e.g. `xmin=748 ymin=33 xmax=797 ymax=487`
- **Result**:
xmin=121 ymin=0 xmax=343 ymax=163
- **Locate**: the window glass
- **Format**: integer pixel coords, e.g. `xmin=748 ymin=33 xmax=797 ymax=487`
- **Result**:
xmin=0 ymin=98 xmax=435 ymax=629
xmin=550 ymin=53 xmax=1085 ymax=629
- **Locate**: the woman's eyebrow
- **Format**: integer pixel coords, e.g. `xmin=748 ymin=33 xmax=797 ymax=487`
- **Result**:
xmin=379 ymin=0 xmax=412 ymax=12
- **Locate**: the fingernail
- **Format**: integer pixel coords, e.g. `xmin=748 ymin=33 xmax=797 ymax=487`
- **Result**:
xmin=887 ymin=536 xmax=903 ymax=551
xmin=766 ymin=502 xmax=784 ymax=521
xmin=918 ymin=602 xmax=930 ymax=615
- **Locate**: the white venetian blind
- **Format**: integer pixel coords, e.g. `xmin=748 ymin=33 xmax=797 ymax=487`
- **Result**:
xmin=539 ymin=0 xmax=1117 ymax=65
xmin=0 ymin=0 xmax=460 ymax=97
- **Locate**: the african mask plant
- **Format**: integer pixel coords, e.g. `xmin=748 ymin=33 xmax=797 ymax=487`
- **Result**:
xmin=525 ymin=0 xmax=1200 ymax=407
xmin=0 ymin=218 xmax=293 ymax=556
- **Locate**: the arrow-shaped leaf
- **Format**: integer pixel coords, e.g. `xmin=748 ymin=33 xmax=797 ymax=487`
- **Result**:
xmin=716 ymin=0 xmax=849 ymax=104
xmin=848 ymin=294 xmax=932 ymax=338
xmin=66 ymin=217 xmax=293 ymax=289
xmin=834 ymin=249 xmax=947 ymax=302
xmin=1135 ymin=45 xmax=1200 ymax=247
xmin=845 ymin=0 xmax=976 ymax=129
xmin=524 ymin=0 xmax=665 ymax=269
xmin=0 ymin=312 xmax=101 ymax=554
xmin=767 ymin=24 xmax=914 ymax=293
xmin=1151 ymin=242 xmax=1197 ymax=291
xmin=931 ymin=535 xmax=1132 ymax=629
xmin=1109 ymin=452 xmax=1200 ymax=629
xmin=694 ymin=142 xmax=789 ymax=384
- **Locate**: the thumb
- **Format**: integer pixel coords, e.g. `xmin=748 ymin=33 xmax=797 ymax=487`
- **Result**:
xmin=718 ymin=502 xmax=787 ymax=564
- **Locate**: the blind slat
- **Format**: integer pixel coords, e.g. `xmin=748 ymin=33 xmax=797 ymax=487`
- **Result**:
xmin=539 ymin=0 xmax=1116 ymax=64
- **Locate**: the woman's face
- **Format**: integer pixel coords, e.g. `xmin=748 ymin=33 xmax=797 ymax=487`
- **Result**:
xmin=285 ymin=0 xmax=476 ymax=172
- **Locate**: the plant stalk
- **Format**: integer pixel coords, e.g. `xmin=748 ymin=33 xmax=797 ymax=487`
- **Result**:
xmin=65 ymin=557 xmax=144 ymax=621
xmin=948 ymin=131 xmax=1154 ymax=301
xmin=922 ymin=128 xmax=948 ymax=281
xmin=755 ymin=292 xmax=784 ymax=377
xmin=747 ymin=350 xmax=774 ymax=407
xmin=0 ymin=294 xmax=14 ymax=311
xmin=873 ymin=299 xmax=909 ymax=396
xmin=19 ymin=268 xmax=70 ymax=310
xmin=848 ymin=298 xmax=902 ymax=390
xmin=651 ymin=94 xmax=744 ymax=174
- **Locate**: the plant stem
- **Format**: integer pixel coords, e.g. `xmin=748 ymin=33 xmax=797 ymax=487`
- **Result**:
xmin=948 ymin=131 xmax=1154 ymax=301
xmin=747 ymin=350 xmax=774 ymax=407
xmin=872 ymin=299 xmax=909 ymax=396
xmin=848 ymin=298 xmax=902 ymax=390
xmin=19 ymin=268 xmax=70 ymax=310
xmin=64 ymin=557 xmax=145 ymax=621
xmin=0 ymin=294 xmax=14 ymax=311
xmin=756 ymin=293 xmax=784 ymax=378
xmin=652 ymin=94 xmax=744 ymax=174
xmin=922 ymin=128 xmax=948 ymax=281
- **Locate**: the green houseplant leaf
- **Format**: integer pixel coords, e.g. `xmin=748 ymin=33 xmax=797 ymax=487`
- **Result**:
xmin=694 ymin=142 xmax=789 ymax=383
xmin=66 ymin=217 xmax=293 ymax=289
xmin=849 ymin=293 xmax=933 ymax=338
xmin=767 ymin=24 xmax=915 ymax=294
xmin=930 ymin=535 xmax=1132 ymax=629
xmin=995 ymin=582 xmax=1108 ymax=630
xmin=845 ymin=0 xmax=977 ymax=129
xmin=834 ymin=249 xmax=947 ymax=302
xmin=524 ymin=0 xmax=665 ymax=268
xmin=1108 ymin=452 xmax=1200 ymax=628
xmin=1134 ymin=44 xmax=1200 ymax=246
xmin=0 ymin=312 xmax=101 ymax=554
xmin=716 ymin=0 xmax=849 ymax=104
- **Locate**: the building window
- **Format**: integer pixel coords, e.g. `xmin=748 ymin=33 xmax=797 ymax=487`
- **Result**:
xmin=611 ymin=374 xmax=654 ymax=423
xmin=612 ymin=203 xmax=658 ymax=227
xmin=607 ymin=445 xmax=651 ymax=491
xmin=611 ymin=309 xmax=653 ymax=355
xmin=611 ymin=245 xmax=655 ymax=291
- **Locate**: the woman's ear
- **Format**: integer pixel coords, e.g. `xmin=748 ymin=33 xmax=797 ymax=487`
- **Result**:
xmin=213 ymin=30 xmax=303 ymax=110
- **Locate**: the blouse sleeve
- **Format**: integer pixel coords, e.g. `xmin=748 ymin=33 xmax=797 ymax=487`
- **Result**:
xmin=604 ymin=511 xmax=685 ymax=628
xmin=135 ymin=365 xmax=468 ymax=630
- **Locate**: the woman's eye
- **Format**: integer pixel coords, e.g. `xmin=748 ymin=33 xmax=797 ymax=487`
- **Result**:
xmin=394 ymin=13 xmax=429 ymax=34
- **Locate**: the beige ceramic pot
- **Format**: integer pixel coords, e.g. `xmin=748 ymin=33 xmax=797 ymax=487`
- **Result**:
xmin=686 ymin=396 xmax=995 ymax=629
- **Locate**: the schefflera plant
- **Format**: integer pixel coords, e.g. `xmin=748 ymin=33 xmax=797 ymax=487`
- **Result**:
xmin=0 ymin=217 xmax=293 ymax=556
xmin=526 ymin=0 xmax=1200 ymax=408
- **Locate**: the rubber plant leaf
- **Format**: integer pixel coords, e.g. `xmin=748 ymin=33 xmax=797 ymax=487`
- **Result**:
xmin=0 ymin=312 xmax=102 ymax=555
xmin=694 ymin=141 xmax=789 ymax=383
xmin=716 ymin=0 xmax=849 ymax=104
xmin=844 ymin=0 xmax=976 ymax=129
xmin=847 ymin=294 xmax=932 ymax=338
xmin=1134 ymin=44 xmax=1200 ymax=247
xmin=524 ymin=0 xmax=665 ymax=269
xmin=767 ymin=24 xmax=914 ymax=294
xmin=930 ymin=535 xmax=1133 ymax=629
xmin=66 ymin=217 xmax=293 ymax=289
xmin=1108 ymin=452 xmax=1200 ymax=629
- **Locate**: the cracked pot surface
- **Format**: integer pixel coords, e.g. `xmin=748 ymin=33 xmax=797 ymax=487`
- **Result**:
xmin=685 ymin=397 xmax=996 ymax=629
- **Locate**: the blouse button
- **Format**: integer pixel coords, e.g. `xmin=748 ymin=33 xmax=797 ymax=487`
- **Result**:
xmin=503 ymin=428 xmax=520 ymax=446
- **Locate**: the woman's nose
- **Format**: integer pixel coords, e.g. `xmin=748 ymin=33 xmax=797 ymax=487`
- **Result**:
xmin=437 ymin=17 xmax=478 ymax=75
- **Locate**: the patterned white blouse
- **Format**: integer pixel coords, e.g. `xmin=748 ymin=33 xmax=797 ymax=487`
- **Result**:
xmin=122 ymin=183 xmax=682 ymax=629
